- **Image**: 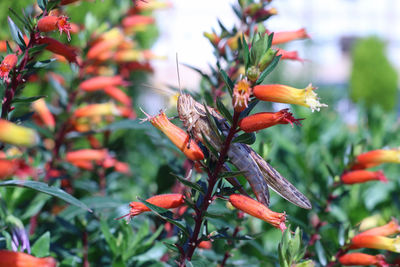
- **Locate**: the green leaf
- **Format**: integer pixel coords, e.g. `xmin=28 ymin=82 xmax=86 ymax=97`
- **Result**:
xmin=216 ymin=98 xmax=233 ymax=124
xmin=100 ymin=220 xmax=118 ymax=255
xmin=163 ymin=242 xmax=179 ymax=252
xmin=203 ymin=103 xmax=224 ymax=142
xmin=240 ymin=99 xmax=259 ymax=119
xmin=37 ymin=0 xmax=47 ymax=11
xmin=0 ymin=180 xmax=92 ymax=212
xmin=12 ymin=95 xmax=46 ymax=104
xmin=7 ymin=17 xmax=26 ymax=51
xmin=219 ymin=69 xmax=234 ymax=96
xmin=200 ymin=131 xmax=219 ymax=158
xmin=138 ymin=198 xmax=190 ymax=237
xmin=170 ymin=172 xmax=204 ymax=194
xmin=31 ymin=231 xmax=50 ymax=257
xmin=29 ymin=44 xmax=48 ymax=55
xmin=233 ymin=132 xmax=256 ymax=145
xmin=242 ymin=35 xmax=250 ymax=70
xmin=250 ymin=34 xmax=268 ymax=66
xmin=32 ymin=59 xmax=56 ymax=68
xmin=256 ymin=55 xmax=281 ymax=85
xmin=267 ymin=32 xmax=274 ymax=50
xmin=49 ymin=76 xmax=68 ymax=106
xmin=8 ymin=9 xmax=30 ymax=30
xmin=315 ymin=240 xmax=327 ymax=266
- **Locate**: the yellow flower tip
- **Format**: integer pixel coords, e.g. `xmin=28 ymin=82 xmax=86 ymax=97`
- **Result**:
xmin=232 ymin=78 xmax=252 ymax=112
xmin=0 ymin=119 xmax=38 ymax=147
xmin=303 ymin=84 xmax=328 ymax=112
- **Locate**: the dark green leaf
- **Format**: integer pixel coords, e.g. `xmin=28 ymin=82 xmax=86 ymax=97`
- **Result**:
xmin=256 ymin=55 xmax=281 ymax=85
xmin=33 ymin=59 xmax=56 ymax=68
xmin=203 ymin=103 xmax=224 ymax=142
xmin=8 ymin=9 xmax=30 ymax=30
xmin=0 ymin=180 xmax=92 ymax=212
xmin=219 ymin=69 xmax=234 ymax=96
xmin=170 ymin=172 xmax=205 ymax=194
xmin=200 ymin=132 xmax=219 ymax=158
xmin=138 ymin=198 xmax=190 ymax=237
xmin=29 ymin=44 xmax=48 ymax=55
xmin=37 ymin=0 xmax=47 ymax=11
xmin=7 ymin=17 xmax=26 ymax=51
xmin=6 ymin=41 xmax=13 ymax=54
xmin=240 ymin=99 xmax=259 ymax=118
xmin=163 ymin=242 xmax=179 ymax=252
xmin=233 ymin=132 xmax=256 ymax=145
xmin=12 ymin=95 xmax=46 ymax=104
xmin=242 ymin=35 xmax=250 ymax=70
xmin=267 ymin=32 xmax=274 ymax=50
xmin=216 ymin=98 xmax=233 ymax=124
xmin=100 ymin=220 xmax=118 ymax=255
xmin=31 ymin=231 xmax=50 ymax=257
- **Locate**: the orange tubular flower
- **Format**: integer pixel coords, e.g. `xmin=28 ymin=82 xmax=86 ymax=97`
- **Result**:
xmin=38 ymin=37 xmax=78 ymax=64
xmin=0 ymin=159 xmax=18 ymax=179
xmin=232 ymin=79 xmax=251 ymax=112
xmin=350 ymin=235 xmax=400 ymax=253
xmin=32 ymin=99 xmax=56 ymax=131
xmin=358 ymin=219 xmax=400 ymax=237
xmin=122 ymin=15 xmax=155 ymax=29
xmin=229 ymin=194 xmax=286 ymax=232
xmin=0 ymin=41 xmax=7 ymax=52
xmin=0 ymin=54 xmax=18 ymax=80
xmin=104 ymin=86 xmax=132 ymax=106
xmin=198 ymin=241 xmax=212 ymax=250
xmin=341 ymin=170 xmax=388 ymax=185
xmin=0 ymin=250 xmax=56 ymax=267
xmin=37 ymin=16 xmax=72 ymax=41
xmin=118 ymin=194 xmax=185 ymax=220
xmin=276 ymin=49 xmax=304 ymax=62
xmin=0 ymin=119 xmax=37 ymax=147
xmin=79 ymin=76 xmax=127 ymax=91
xmin=271 ymin=28 xmax=310 ymax=45
xmin=87 ymin=29 xmax=124 ymax=60
xmin=253 ymin=84 xmax=327 ymax=112
xmin=73 ymin=102 xmax=121 ymax=118
xmin=353 ymin=149 xmax=400 ymax=169
xmin=339 ymin=253 xmax=388 ymax=267
xmin=143 ymin=111 xmax=204 ymax=161
xmin=239 ymin=109 xmax=303 ymax=133
xmin=66 ymin=149 xmax=108 ymax=162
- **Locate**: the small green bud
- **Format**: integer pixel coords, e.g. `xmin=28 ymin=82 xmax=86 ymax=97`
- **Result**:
xmin=246 ymin=66 xmax=260 ymax=82
xmin=258 ymin=48 xmax=277 ymax=71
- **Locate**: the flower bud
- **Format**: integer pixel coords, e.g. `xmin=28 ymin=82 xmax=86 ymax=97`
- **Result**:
xmin=341 ymin=170 xmax=388 ymax=185
xmin=0 ymin=250 xmax=56 ymax=267
xmin=339 ymin=253 xmax=388 ymax=267
xmin=0 ymin=54 xmax=18 ymax=80
xmin=358 ymin=219 xmax=400 ymax=237
xmin=143 ymin=111 xmax=204 ymax=161
xmin=353 ymin=149 xmax=400 ymax=169
xmin=258 ymin=48 xmax=277 ymax=71
xmin=246 ymin=66 xmax=260 ymax=82
xmin=350 ymin=235 xmax=400 ymax=253
xmin=253 ymin=84 xmax=327 ymax=112
xmin=118 ymin=194 xmax=185 ymax=220
xmin=239 ymin=109 xmax=303 ymax=132
xmin=229 ymin=194 xmax=286 ymax=232
xmin=0 ymin=120 xmax=38 ymax=147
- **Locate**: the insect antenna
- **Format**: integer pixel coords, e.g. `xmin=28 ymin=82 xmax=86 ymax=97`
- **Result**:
xmin=176 ymin=53 xmax=183 ymax=95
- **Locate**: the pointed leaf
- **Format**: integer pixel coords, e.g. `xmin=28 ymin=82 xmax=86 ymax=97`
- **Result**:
xmin=12 ymin=95 xmax=46 ymax=103
xmin=216 ymin=98 xmax=233 ymax=124
xmin=7 ymin=17 xmax=26 ymax=51
xmin=219 ymin=69 xmax=234 ymax=96
xmin=233 ymin=132 xmax=256 ymax=145
xmin=0 ymin=180 xmax=92 ymax=212
xmin=31 ymin=231 xmax=50 ymax=257
xmin=256 ymin=55 xmax=281 ymax=85
xmin=170 ymin=172 xmax=204 ymax=194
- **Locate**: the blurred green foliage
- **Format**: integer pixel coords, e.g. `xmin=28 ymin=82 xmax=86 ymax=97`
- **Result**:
xmin=350 ymin=36 xmax=398 ymax=111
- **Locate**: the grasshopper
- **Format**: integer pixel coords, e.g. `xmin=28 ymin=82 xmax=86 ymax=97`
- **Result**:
xmin=177 ymin=93 xmax=312 ymax=209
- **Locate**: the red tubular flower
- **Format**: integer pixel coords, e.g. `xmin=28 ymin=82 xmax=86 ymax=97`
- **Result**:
xmin=143 ymin=111 xmax=204 ymax=161
xmin=253 ymin=84 xmax=327 ymax=112
xmin=37 ymin=16 xmax=72 ymax=41
xmin=232 ymin=78 xmax=251 ymax=112
xmin=104 ymin=86 xmax=132 ymax=106
xmin=0 ymin=54 xmax=18 ymax=80
xmin=38 ymin=37 xmax=78 ymax=64
xmin=0 ymin=159 xmax=18 ymax=179
xmin=341 ymin=170 xmax=388 ymax=185
xmin=118 ymin=194 xmax=185 ymax=220
xmin=122 ymin=15 xmax=155 ymax=29
xmin=0 ymin=41 xmax=7 ymax=52
xmin=0 ymin=250 xmax=56 ymax=267
xmin=229 ymin=194 xmax=286 ymax=232
xmin=276 ymin=49 xmax=304 ymax=62
xmin=352 ymin=149 xmax=400 ymax=169
xmin=339 ymin=253 xmax=388 ymax=267
xmin=86 ymin=29 xmax=124 ymax=60
xmin=239 ymin=109 xmax=303 ymax=132
xmin=66 ymin=149 xmax=108 ymax=162
xmin=32 ymin=99 xmax=56 ymax=131
xmin=271 ymin=28 xmax=310 ymax=45
xmin=79 ymin=75 xmax=128 ymax=91
xmin=350 ymin=235 xmax=400 ymax=253
xmin=358 ymin=219 xmax=400 ymax=237
xmin=60 ymin=0 xmax=80 ymax=5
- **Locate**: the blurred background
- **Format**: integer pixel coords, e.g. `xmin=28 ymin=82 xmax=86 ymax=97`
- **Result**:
xmin=150 ymin=0 xmax=400 ymax=117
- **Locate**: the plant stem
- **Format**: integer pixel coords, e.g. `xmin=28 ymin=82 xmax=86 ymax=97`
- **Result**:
xmin=220 ymin=225 xmax=240 ymax=267
xmin=179 ymin=112 xmax=240 ymax=266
